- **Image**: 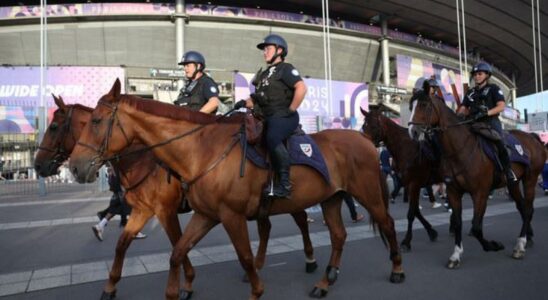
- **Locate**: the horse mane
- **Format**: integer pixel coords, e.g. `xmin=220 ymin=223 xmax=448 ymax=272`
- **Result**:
xmin=70 ymin=104 xmax=93 ymax=113
xmin=119 ymin=95 xmax=243 ymax=124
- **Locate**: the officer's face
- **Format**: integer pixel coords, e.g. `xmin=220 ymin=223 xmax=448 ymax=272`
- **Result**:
xmin=184 ymin=63 xmax=197 ymax=78
xmin=473 ymin=71 xmax=488 ymax=85
xmin=263 ymin=45 xmax=282 ymax=63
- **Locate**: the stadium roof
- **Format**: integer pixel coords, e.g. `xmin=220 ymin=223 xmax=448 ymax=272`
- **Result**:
xmin=2 ymin=0 xmax=547 ymax=96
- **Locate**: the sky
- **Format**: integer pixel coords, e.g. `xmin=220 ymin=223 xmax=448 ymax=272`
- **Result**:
xmin=514 ymin=90 xmax=547 ymax=117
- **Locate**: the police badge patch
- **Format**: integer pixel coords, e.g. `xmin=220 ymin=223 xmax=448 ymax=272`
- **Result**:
xmin=515 ymin=144 xmax=524 ymax=156
xmin=210 ymin=86 xmax=217 ymax=93
xmin=292 ymin=69 xmax=300 ymax=76
xmin=300 ymin=143 xmax=312 ymax=157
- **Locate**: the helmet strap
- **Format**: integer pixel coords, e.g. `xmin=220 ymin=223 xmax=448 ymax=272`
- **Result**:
xmin=268 ymin=46 xmax=284 ymax=64
xmin=187 ymin=63 xmax=202 ymax=80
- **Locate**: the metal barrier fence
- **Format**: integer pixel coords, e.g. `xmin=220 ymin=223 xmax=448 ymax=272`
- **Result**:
xmin=0 ymin=134 xmax=106 ymax=197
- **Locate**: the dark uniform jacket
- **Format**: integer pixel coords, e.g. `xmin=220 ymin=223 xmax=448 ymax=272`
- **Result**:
xmin=175 ymin=75 xmax=219 ymax=111
xmin=252 ymin=62 xmax=302 ymax=118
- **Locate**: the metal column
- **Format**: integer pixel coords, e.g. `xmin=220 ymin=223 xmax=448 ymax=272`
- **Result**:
xmin=380 ymin=16 xmax=390 ymax=103
xmin=175 ymin=0 xmax=185 ymax=89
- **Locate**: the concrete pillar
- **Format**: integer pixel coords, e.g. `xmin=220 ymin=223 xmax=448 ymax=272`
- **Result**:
xmin=510 ymin=73 xmax=517 ymax=108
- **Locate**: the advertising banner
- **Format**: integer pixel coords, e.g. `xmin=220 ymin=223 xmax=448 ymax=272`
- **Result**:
xmin=0 ymin=67 xmax=125 ymax=133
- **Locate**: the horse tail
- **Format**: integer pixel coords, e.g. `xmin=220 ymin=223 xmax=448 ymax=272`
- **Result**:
xmin=372 ymin=167 xmax=390 ymax=248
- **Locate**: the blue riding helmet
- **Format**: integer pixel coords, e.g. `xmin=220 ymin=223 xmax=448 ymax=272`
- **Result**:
xmin=178 ymin=51 xmax=206 ymax=70
xmin=257 ymin=34 xmax=288 ymax=57
xmin=471 ymin=62 xmax=492 ymax=76
xmin=427 ymin=78 xmax=440 ymax=87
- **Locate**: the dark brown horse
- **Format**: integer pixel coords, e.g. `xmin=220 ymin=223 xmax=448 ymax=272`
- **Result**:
xmin=408 ymin=84 xmax=546 ymax=268
xmin=361 ymin=108 xmax=441 ymax=251
xmin=35 ymin=95 xmax=317 ymax=300
xmin=69 ymin=79 xmax=404 ymax=299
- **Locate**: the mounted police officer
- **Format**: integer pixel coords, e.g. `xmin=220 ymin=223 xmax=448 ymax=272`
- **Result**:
xmin=174 ymin=50 xmax=220 ymax=114
xmin=457 ymin=62 xmax=517 ymax=184
xmin=234 ymin=34 xmax=307 ymax=198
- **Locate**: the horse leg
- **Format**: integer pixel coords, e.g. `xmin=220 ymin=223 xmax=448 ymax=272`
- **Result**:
xmin=400 ymin=184 xmax=417 ymax=252
xmin=221 ymin=211 xmax=264 ymax=300
xmin=447 ymin=188 xmax=464 ymax=269
xmin=350 ymin=185 xmax=405 ymax=284
xmin=155 ymin=209 xmax=194 ymax=300
xmin=165 ymin=213 xmax=218 ymax=300
xmin=290 ymin=211 xmax=317 ymax=273
xmin=470 ymin=191 xmax=505 ymax=252
xmin=510 ymin=176 xmax=536 ymax=258
xmin=310 ymin=197 xmax=345 ymax=298
xmin=254 ymin=217 xmax=271 ymax=273
xmin=102 ymin=207 xmax=153 ymax=300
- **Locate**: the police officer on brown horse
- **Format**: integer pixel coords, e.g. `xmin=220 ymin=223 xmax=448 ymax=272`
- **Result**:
xmin=457 ymin=62 xmax=517 ymax=184
xmin=175 ymin=50 xmax=220 ymax=114
xmin=234 ymin=34 xmax=307 ymax=198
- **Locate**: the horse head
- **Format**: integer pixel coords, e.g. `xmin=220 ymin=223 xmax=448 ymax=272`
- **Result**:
xmin=360 ymin=107 xmax=385 ymax=146
xmin=69 ymin=78 xmax=134 ymax=183
xmin=35 ymin=94 xmax=87 ymax=177
xmin=408 ymin=80 xmax=445 ymax=141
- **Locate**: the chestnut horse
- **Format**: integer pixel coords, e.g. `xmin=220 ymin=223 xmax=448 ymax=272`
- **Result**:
xmin=361 ymin=108 xmax=441 ymax=251
xmin=69 ymin=79 xmax=404 ymax=299
xmin=408 ymin=83 xmax=546 ymax=269
xmin=35 ymin=95 xmax=317 ymax=300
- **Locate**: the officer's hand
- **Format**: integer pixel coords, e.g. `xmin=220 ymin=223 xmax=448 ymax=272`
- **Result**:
xmin=474 ymin=110 xmax=488 ymax=121
xmin=456 ymin=112 xmax=466 ymax=121
xmin=234 ymin=99 xmax=247 ymax=110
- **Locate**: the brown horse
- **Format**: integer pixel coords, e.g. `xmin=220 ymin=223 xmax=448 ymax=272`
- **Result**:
xmin=35 ymin=95 xmax=317 ymax=300
xmin=361 ymin=108 xmax=441 ymax=251
xmin=69 ymin=79 xmax=404 ymax=299
xmin=408 ymin=83 xmax=546 ymax=268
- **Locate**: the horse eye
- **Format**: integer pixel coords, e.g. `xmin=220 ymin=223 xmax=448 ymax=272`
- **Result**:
xmin=50 ymin=123 xmax=58 ymax=130
xmin=92 ymin=118 xmax=102 ymax=125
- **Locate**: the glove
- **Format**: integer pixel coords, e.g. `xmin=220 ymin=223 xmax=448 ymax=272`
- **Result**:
xmin=456 ymin=112 xmax=466 ymax=120
xmin=474 ymin=107 xmax=488 ymax=120
xmin=234 ymin=99 xmax=247 ymax=110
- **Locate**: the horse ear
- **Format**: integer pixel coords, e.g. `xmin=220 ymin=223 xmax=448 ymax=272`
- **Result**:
xmin=52 ymin=94 xmax=67 ymax=111
xmin=107 ymin=78 xmax=122 ymax=101
xmin=360 ymin=107 xmax=368 ymax=116
xmin=422 ymin=79 xmax=430 ymax=93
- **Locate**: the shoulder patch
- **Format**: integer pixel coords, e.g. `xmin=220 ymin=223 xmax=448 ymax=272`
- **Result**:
xmin=210 ymin=86 xmax=218 ymax=93
xmin=291 ymin=69 xmax=300 ymax=76
xmin=498 ymin=90 xmax=503 ymax=95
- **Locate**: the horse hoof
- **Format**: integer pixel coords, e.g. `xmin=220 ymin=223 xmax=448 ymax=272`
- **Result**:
xmin=446 ymin=259 xmax=460 ymax=269
xmin=100 ymin=290 xmax=116 ymax=300
xmin=489 ymin=240 xmax=505 ymax=252
xmin=428 ymin=229 xmax=438 ymax=242
xmin=179 ymin=289 xmax=193 ymax=300
xmin=389 ymin=272 xmax=405 ymax=283
xmin=400 ymin=242 xmax=411 ymax=252
xmin=306 ymin=261 xmax=318 ymax=273
xmin=309 ymin=287 xmax=328 ymax=298
xmin=512 ymin=250 xmax=525 ymax=260
xmin=242 ymin=273 xmax=249 ymax=283
xmin=326 ymin=266 xmax=339 ymax=285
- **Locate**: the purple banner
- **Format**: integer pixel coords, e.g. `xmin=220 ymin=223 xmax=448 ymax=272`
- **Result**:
xmin=234 ymin=72 xmax=367 ymax=122
xmin=0 ymin=66 xmax=125 ymax=133
xmin=396 ymin=54 xmax=463 ymax=103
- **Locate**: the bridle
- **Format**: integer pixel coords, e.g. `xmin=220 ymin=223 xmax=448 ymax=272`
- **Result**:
xmin=77 ymin=98 xmax=242 ymax=192
xmin=37 ymin=106 xmax=77 ymax=165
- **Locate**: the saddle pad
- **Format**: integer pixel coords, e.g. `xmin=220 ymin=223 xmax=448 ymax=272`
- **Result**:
xmin=245 ymin=134 xmax=330 ymax=183
xmin=480 ymin=132 xmax=530 ymax=169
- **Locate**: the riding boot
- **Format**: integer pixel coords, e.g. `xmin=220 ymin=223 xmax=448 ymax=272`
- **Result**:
xmin=497 ymin=141 xmax=517 ymax=185
xmin=272 ymin=144 xmax=292 ymax=198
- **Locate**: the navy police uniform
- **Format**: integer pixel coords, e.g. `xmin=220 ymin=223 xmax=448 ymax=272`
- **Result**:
xmin=175 ymin=75 xmax=219 ymax=111
xmin=462 ymin=73 xmax=514 ymax=182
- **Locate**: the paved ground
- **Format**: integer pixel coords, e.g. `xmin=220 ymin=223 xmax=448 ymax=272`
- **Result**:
xmin=1 ymin=184 xmax=547 ymax=300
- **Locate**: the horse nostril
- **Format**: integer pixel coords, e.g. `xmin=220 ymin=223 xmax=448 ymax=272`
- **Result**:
xmin=35 ymin=164 xmax=41 ymax=171
xmin=72 ymin=167 xmax=78 ymax=175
